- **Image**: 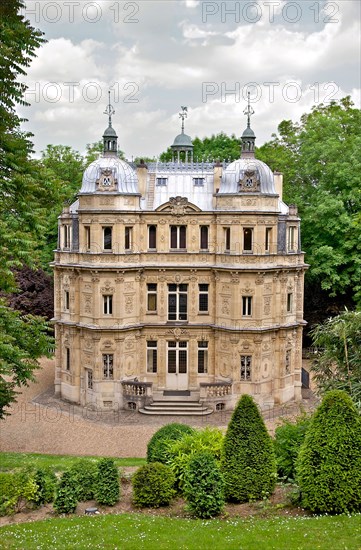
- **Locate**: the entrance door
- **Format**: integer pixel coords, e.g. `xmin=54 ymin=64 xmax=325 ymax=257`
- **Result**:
xmin=166 ymin=341 xmax=188 ymax=390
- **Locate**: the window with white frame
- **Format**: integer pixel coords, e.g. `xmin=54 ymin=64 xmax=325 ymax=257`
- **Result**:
xmin=168 ymin=284 xmax=188 ymax=321
xmin=240 ymin=355 xmax=252 ymax=380
xmin=170 ymin=225 xmax=186 ymax=249
xmin=103 ymin=227 xmax=112 ymax=250
xmin=125 ymin=226 xmax=133 ymax=250
xmin=193 ymin=177 xmax=204 ymax=186
xmin=103 ymin=295 xmax=113 ymax=315
xmin=198 ymin=341 xmax=208 ymax=373
xmin=198 ymin=284 xmax=209 ymax=313
xmin=156 ymin=177 xmax=167 ymax=186
xmin=242 ymin=295 xmax=253 ymax=316
xmin=147 ymin=341 xmax=157 ymax=373
xmin=265 ymin=227 xmax=272 ymax=253
xmin=200 ymin=226 xmax=209 ymax=250
xmin=288 ymin=226 xmax=297 ymax=252
xmin=147 ymin=283 xmax=157 ymax=312
xmin=167 ymin=341 xmax=187 ymax=374
xmin=243 ymin=227 xmax=253 ymax=252
xmin=103 ymin=353 xmax=114 ymax=379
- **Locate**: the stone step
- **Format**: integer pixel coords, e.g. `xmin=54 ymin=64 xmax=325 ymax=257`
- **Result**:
xmin=139 ymin=400 xmax=213 ymax=416
xmin=139 ymin=407 xmax=213 ymax=416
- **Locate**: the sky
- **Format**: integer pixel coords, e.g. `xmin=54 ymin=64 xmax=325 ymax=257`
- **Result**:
xmin=21 ymin=0 xmax=361 ymax=160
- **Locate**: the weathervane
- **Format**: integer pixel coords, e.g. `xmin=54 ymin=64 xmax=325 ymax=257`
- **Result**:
xmin=179 ymin=106 xmax=188 ymax=133
xmin=243 ymin=92 xmax=254 ymax=128
xmin=104 ymin=91 xmax=115 ymax=127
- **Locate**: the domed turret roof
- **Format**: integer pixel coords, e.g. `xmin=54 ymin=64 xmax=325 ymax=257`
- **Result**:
xmin=103 ymin=125 xmax=117 ymax=137
xmin=171 ymin=132 xmax=193 ymax=147
xmin=219 ymin=158 xmax=276 ymax=195
xmin=80 ymin=156 xmax=138 ymax=194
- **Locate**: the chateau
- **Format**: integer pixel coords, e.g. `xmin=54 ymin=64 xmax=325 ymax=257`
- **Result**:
xmin=53 ymin=101 xmax=307 ymax=415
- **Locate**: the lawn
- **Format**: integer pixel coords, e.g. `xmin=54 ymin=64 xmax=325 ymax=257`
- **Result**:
xmin=0 ymin=513 xmax=360 ymax=549
xmin=0 ymin=452 xmax=145 ymax=473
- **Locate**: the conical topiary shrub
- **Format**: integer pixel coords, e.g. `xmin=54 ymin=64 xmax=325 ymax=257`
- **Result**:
xmin=296 ymin=390 xmax=361 ymax=513
xmin=221 ymin=394 xmax=276 ymax=502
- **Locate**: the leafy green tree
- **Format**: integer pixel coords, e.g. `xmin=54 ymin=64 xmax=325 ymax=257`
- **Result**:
xmin=95 ymin=458 xmax=120 ymax=506
xmin=296 ymin=390 xmax=361 ymax=513
xmin=53 ymin=471 xmax=78 ymax=514
xmin=274 ymin=414 xmax=311 ymax=480
xmin=0 ymin=0 xmax=53 ymax=418
xmin=85 ymin=140 xmax=125 ymax=164
xmin=310 ymin=310 xmax=361 ymax=410
xmin=147 ymin=423 xmax=195 ymax=464
xmin=221 ymin=395 xmax=276 ymax=502
xmin=160 ymin=132 xmax=240 ymax=162
xmin=257 ymin=98 xmax=361 ymax=305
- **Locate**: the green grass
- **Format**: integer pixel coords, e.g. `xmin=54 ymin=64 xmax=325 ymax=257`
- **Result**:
xmin=0 ymin=452 xmax=145 ymax=473
xmin=0 ymin=513 xmax=360 ymax=549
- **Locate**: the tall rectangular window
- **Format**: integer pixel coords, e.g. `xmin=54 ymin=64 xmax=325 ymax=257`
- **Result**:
xmin=64 ymin=290 xmax=70 ymax=311
xmin=103 ymin=295 xmax=113 ymax=315
xmin=288 ymin=226 xmax=297 ymax=252
xmin=87 ymin=370 xmax=93 ymax=389
xmin=63 ymin=225 xmax=71 ymax=249
xmin=198 ymin=341 xmax=208 ymax=374
xmin=103 ymin=354 xmax=114 ymax=379
xmin=200 ymin=226 xmax=209 ymax=250
xmin=168 ymin=284 xmax=188 ymax=321
xmin=198 ymin=284 xmax=209 ymax=313
xmin=170 ymin=225 xmax=186 ymax=249
xmin=147 ymin=341 xmax=157 ymax=373
xmin=265 ymin=227 xmax=272 ymax=253
xmin=125 ymin=227 xmax=133 ymax=250
xmin=85 ymin=226 xmax=91 ymax=251
xmin=66 ymin=348 xmax=70 ymax=371
xmin=103 ymin=227 xmax=112 ymax=250
xmin=167 ymin=341 xmax=187 ymax=374
xmin=243 ymin=228 xmax=253 ymax=252
xmin=242 ymin=296 xmax=253 ymax=316
xmin=224 ymin=227 xmax=230 ymax=252
xmin=287 ymin=293 xmax=293 ymax=313
xmin=147 ymin=283 xmax=157 ymax=312
xmin=148 ymin=225 xmax=157 ymax=249
xmin=240 ymin=355 xmax=252 ymax=380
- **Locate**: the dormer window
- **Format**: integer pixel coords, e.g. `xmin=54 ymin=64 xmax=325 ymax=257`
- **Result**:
xmin=156 ymin=177 xmax=167 ymax=186
xmin=193 ymin=177 xmax=204 ymax=186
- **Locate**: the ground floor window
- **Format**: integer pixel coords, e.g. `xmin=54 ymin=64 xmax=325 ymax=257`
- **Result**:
xmin=198 ymin=341 xmax=208 ymax=373
xmin=167 ymin=341 xmax=187 ymax=374
xmin=240 ymin=355 xmax=252 ymax=381
xmin=147 ymin=341 xmax=157 ymax=373
xmin=103 ymin=353 xmax=114 ymax=379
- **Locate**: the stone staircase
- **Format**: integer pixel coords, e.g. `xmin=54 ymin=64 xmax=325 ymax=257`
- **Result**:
xmin=139 ymin=400 xmax=213 ymax=416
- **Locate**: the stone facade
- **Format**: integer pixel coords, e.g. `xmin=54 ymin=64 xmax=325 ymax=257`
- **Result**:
xmin=53 ymin=110 xmax=307 ymax=413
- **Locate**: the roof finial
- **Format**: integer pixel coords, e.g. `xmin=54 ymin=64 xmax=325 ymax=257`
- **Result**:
xmin=243 ymin=91 xmax=254 ymax=129
xmin=104 ymin=90 xmax=115 ymax=128
xmin=179 ymin=106 xmax=188 ymax=133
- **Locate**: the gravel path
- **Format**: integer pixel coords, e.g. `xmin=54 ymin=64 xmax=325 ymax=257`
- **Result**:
xmin=0 ymin=359 xmax=318 ymax=458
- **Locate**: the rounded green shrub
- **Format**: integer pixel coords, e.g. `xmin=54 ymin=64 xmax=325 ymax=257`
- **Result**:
xmin=274 ymin=414 xmax=311 ymax=481
xmin=221 ymin=394 xmax=277 ymax=503
xmin=53 ymin=471 xmax=78 ymax=514
xmin=132 ymin=462 xmax=175 ymax=508
xmin=296 ymin=390 xmax=361 ymax=513
xmin=0 ymin=469 xmax=39 ymax=515
xmin=69 ymin=459 xmax=97 ymax=501
xmin=95 ymin=458 xmax=120 ymax=506
xmin=32 ymin=468 xmax=57 ymax=505
xmin=167 ymin=427 xmax=224 ymax=491
xmin=184 ymin=452 xmax=225 ymax=518
xmin=147 ymin=423 xmax=195 ymax=464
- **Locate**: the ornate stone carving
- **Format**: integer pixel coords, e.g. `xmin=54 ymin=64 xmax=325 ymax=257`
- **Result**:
xmin=169 ymin=196 xmax=188 ymax=216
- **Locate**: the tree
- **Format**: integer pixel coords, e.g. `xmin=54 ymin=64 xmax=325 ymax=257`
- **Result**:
xmin=296 ymin=390 xmax=361 ymax=513
xmin=184 ymin=452 xmax=225 ymax=518
xmin=85 ymin=140 xmax=125 ymax=165
xmin=95 ymin=458 xmax=120 ymax=506
xmin=257 ymin=98 xmax=361 ymax=306
xmin=0 ymin=0 xmax=53 ymax=418
xmin=6 ymin=266 xmax=54 ymax=320
xmin=310 ymin=310 xmax=361 ymax=410
xmin=221 ymin=395 xmax=276 ymax=502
